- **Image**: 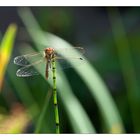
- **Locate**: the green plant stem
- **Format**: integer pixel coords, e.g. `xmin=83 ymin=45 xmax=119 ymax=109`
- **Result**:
xmin=52 ymin=57 xmax=60 ymax=134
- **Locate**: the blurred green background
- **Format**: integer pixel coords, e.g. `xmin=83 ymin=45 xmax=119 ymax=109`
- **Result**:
xmin=0 ymin=7 xmax=140 ymax=133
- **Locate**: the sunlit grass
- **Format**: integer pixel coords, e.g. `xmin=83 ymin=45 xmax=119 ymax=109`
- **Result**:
xmin=0 ymin=24 xmax=17 ymax=91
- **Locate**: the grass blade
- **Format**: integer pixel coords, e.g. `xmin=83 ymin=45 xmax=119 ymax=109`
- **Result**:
xmin=0 ymin=24 xmax=17 ymax=91
xmin=108 ymin=8 xmax=140 ymax=132
xmin=34 ymin=89 xmax=52 ymax=133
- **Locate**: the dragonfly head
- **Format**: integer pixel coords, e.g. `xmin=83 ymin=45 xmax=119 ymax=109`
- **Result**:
xmin=44 ymin=48 xmax=55 ymax=55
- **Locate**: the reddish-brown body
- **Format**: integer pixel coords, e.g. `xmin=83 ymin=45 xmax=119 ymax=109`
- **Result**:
xmin=44 ymin=48 xmax=55 ymax=79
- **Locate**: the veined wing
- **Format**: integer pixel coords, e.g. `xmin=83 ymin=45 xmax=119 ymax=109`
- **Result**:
xmin=16 ymin=60 xmax=44 ymax=77
xmin=54 ymin=47 xmax=85 ymax=58
xmin=14 ymin=51 xmax=45 ymax=66
xmin=54 ymin=47 xmax=85 ymax=69
xmin=55 ymin=56 xmax=84 ymax=70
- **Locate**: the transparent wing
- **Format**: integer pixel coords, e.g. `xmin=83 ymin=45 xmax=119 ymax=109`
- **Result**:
xmin=14 ymin=51 xmax=45 ymax=66
xmin=54 ymin=47 xmax=85 ymax=57
xmin=55 ymin=56 xmax=84 ymax=69
xmin=16 ymin=60 xmax=44 ymax=77
xmin=54 ymin=47 xmax=85 ymax=69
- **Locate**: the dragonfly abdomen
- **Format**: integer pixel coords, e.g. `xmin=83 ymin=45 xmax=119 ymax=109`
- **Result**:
xmin=45 ymin=62 xmax=49 ymax=79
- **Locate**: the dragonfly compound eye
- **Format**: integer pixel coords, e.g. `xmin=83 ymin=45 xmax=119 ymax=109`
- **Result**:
xmin=46 ymin=48 xmax=54 ymax=55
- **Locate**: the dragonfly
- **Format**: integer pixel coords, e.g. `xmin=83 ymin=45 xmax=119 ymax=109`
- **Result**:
xmin=14 ymin=47 xmax=85 ymax=79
